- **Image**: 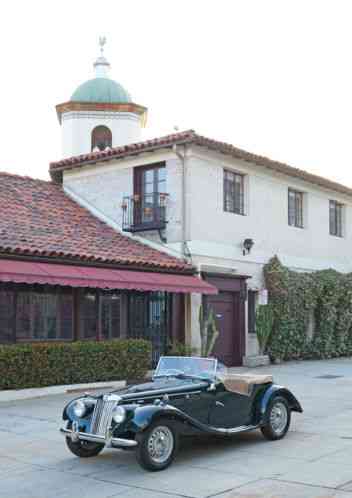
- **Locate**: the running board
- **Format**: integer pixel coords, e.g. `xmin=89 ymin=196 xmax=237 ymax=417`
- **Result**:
xmin=213 ymin=424 xmax=260 ymax=435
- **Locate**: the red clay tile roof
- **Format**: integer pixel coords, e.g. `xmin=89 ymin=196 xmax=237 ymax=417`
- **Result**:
xmin=50 ymin=129 xmax=352 ymax=197
xmin=0 ymin=172 xmax=191 ymax=273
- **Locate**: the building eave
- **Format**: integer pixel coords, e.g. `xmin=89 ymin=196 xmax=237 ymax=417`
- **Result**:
xmin=49 ymin=130 xmax=352 ymax=198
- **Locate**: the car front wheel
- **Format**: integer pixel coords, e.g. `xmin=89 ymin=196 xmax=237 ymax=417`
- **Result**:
xmin=261 ymin=396 xmax=291 ymax=441
xmin=136 ymin=421 xmax=178 ymax=471
xmin=66 ymin=436 xmax=104 ymax=458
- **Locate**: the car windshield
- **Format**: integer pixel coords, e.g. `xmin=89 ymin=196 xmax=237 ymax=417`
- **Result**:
xmin=154 ymin=356 xmax=218 ymax=381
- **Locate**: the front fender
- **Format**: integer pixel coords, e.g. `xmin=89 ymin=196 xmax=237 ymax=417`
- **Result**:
xmin=260 ymin=385 xmax=303 ymax=421
xmin=127 ymin=404 xmax=190 ymax=433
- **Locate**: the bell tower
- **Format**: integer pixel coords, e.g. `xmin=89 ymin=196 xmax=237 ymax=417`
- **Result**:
xmin=56 ymin=38 xmax=147 ymax=158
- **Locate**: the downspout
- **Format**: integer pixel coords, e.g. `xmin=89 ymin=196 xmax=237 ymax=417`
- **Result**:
xmin=173 ymin=143 xmax=192 ymax=350
xmin=173 ymin=144 xmax=190 ymax=262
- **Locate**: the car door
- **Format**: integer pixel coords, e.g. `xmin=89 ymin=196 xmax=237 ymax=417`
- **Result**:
xmin=208 ymin=385 xmax=252 ymax=428
xmin=182 ymin=388 xmax=215 ymax=425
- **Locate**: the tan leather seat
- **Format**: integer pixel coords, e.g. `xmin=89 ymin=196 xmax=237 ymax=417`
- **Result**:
xmin=223 ymin=374 xmax=273 ymax=396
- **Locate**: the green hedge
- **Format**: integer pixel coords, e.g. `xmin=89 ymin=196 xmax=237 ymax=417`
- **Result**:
xmin=0 ymin=339 xmax=152 ymax=390
xmin=264 ymin=255 xmax=352 ymax=361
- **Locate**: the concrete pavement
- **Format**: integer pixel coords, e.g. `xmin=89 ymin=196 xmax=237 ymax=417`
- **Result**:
xmin=1 ymin=358 xmax=352 ymax=497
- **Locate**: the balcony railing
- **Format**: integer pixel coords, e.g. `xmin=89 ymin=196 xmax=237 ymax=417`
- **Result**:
xmin=122 ymin=193 xmax=169 ymax=233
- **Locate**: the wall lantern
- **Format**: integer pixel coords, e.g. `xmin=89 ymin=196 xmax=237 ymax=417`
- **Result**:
xmin=243 ymin=238 xmax=254 ymax=256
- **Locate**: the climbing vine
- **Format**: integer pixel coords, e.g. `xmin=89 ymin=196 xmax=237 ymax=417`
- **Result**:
xmin=264 ymin=256 xmax=352 ymax=361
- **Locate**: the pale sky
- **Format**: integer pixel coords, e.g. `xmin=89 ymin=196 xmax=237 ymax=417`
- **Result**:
xmin=1 ymin=0 xmax=352 ymax=185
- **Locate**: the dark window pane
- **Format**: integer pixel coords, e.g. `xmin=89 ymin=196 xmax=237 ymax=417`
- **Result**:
xmin=16 ymin=292 xmax=31 ymax=340
xmin=32 ymin=293 xmax=58 ymax=340
xmin=330 ymin=200 xmax=343 ymax=237
xmin=288 ymin=189 xmax=303 ymax=228
xmin=101 ymin=293 xmax=121 ymax=339
xmin=223 ymin=170 xmax=244 ymax=214
xmin=91 ymin=126 xmax=112 ymax=151
xmin=0 ymin=289 xmax=14 ymax=342
xmin=128 ymin=291 xmax=169 ymax=366
xmin=16 ymin=289 xmax=69 ymax=341
xmin=60 ymin=292 xmax=73 ymax=339
xmin=79 ymin=292 xmax=97 ymax=339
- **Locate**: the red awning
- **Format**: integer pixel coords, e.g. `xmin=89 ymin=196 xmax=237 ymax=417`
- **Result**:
xmin=0 ymin=259 xmax=217 ymax=295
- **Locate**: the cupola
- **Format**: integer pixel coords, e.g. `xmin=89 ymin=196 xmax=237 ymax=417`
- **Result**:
xmin=56 ymin=37 xmax=147 ymax=158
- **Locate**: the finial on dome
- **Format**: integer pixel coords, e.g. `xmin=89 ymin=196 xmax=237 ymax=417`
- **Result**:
xmin=94 ymin=36 xmax=110 ymax=78
xmin=99 ymin=36 xmax=107 ymax=56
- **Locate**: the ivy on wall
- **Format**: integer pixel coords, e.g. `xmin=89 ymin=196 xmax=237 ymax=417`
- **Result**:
xmin=264 ymin=256 xmax=352 ymax=361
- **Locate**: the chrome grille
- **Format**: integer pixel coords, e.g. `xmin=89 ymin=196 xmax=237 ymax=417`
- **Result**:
xmin=90 ymin=398 xmax=117 ymax=436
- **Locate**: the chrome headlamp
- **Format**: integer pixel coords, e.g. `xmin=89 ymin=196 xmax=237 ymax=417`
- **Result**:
xmin=112 ymin=406 xmax=126 ymax=424
xmin=72 ymin=399 xmax=87 ymax=418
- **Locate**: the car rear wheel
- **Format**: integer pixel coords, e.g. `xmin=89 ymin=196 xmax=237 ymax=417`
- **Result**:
xmin=261 ymin=396 xmax=291 ymax=441
xmin=65 ymin=437 xmax=104 ymax=458
xmin=136 ymin=421 xmax=178 ymax=471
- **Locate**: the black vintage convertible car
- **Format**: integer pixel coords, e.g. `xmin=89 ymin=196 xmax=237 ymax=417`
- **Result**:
xmin=60 ymin=356 xmax=302 ymax=471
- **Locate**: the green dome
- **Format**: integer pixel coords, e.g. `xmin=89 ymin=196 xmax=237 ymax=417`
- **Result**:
xmin=71 ymin=78 xmax=131 ymax=104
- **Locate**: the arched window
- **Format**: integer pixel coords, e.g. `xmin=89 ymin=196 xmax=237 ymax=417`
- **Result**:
xmin=91 ymin=125 xmax=112 ymax=151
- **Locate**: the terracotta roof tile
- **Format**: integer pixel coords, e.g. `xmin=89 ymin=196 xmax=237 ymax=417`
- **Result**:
xmin=50 ymin=130 xmax=352 ymax=197
xmin=0 ymin=172 xmax=191 ymax=272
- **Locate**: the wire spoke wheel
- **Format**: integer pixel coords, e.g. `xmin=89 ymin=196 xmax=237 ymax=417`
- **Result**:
xmin=261 ymin=396 xmax=291 ymax=441
xmin=269 ymin=401 xmax=288 ymax=435
xmin=147 ymin=426 xmax=174 ymax=464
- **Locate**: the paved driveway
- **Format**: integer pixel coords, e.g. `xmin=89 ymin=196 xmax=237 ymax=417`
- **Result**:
xmin=1 ymin=358 xmax=352 ymax=498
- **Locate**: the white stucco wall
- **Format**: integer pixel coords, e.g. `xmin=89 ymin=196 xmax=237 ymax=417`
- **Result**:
xmin=62 ymin=150 xmax=183 ymax=245
xmin=62 ymin=144 xmax=352 ymax=358
xmin=184 ymin=148 xmax=352 ymax=280
xmin=61 ymin=110 xmax=142 ymax=158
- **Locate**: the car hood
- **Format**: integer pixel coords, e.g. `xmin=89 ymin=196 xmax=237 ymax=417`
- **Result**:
xmin=109 ymin=377 xmax=210 ymax=403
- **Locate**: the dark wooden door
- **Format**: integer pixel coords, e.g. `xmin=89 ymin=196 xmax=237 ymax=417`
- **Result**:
xmin=208 ymin=291 xmax=242 ymax=366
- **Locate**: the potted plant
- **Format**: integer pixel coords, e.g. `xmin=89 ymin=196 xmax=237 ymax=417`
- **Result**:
xmin=243 ymin=304 xmax=274 ymax=367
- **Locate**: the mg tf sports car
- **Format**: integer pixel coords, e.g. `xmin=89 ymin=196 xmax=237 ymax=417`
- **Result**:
xmin=60 ymin=356 xmax=302 ymax=471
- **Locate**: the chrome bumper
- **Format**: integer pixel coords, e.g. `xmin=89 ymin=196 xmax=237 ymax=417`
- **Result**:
xmin=60 ymin=422 xmax=137 ymax=448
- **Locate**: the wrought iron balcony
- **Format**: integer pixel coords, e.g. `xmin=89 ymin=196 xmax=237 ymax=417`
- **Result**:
xmin=122 ymin=193 xmax=169 ymax=233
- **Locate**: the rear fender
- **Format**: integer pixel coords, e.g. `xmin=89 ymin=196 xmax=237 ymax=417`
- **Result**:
xmin=260 ymin=385 xmax=303 ymax=422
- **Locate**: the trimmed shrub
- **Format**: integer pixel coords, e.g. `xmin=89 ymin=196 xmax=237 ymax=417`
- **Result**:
xmin=0 ymin=339 xmax=151 ymax=390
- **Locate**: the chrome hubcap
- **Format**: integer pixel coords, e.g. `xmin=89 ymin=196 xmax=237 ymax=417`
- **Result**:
xmin=270 ymin=401 xmax=288 ymax=434
xmin=147 ymin=426 xmax=174 ymax=463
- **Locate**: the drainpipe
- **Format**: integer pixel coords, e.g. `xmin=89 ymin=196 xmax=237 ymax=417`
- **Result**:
xmin=173 ymin=143 xmax=193 ymax=349
xmin=173 ymin=144 xmax=189 ymax=261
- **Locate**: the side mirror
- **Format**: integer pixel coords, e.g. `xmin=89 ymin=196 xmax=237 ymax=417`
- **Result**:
xmin=207 ymin=382 xmax=216 ymax=392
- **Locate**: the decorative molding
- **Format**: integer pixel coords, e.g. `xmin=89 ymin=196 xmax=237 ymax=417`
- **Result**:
xmin=56 ymin=101 xmax=147 ymax=125
xmin=61 ymin=111 xmax=141 ymax=122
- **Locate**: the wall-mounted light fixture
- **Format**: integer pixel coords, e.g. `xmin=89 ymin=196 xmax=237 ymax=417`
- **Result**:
xmin=243 ymin=238 xmax=254 ymax=256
